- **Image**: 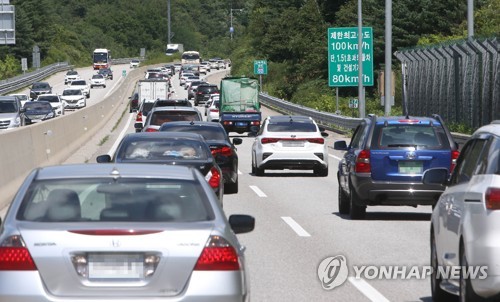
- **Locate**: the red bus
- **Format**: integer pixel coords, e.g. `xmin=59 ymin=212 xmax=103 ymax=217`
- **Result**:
xmin=93 ymin=48 xmax=111 ymax=70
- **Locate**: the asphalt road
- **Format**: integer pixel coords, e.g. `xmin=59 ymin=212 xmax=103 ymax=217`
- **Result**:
xmin=2 ymin=65 xmax=435 ymax=302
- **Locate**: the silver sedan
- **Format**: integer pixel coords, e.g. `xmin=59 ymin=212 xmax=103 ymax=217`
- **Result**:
xmin=0 ymin=164 xmax=254 ymax=301
xmin=424 ymin=121 xmax=500 ymax=301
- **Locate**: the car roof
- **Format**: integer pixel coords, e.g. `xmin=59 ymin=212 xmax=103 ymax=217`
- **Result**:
xmin=150 ymin=106 xmax=200 ymax=113
xmin=268 ymin=115 xmax=314 ymax=122
xmin=32 ymin=164 xmax=197 ymax=181
xmin=370 ymin=115 xmax=442 ymax=125
xmin=473 ymin=120 xmax=500 ymax=136
xmin=160 ymin=121 xmax=224 ymax=129
xmin=124 ymin=131 xmax=206 ymax=141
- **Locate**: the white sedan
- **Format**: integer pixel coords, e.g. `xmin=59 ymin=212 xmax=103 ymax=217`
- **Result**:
xmin=424 ymin=121 xmax=500 ymax=301
xmin=61 ymin=88 xmax=86 ymax=109
xmin=251 ymin=115 xmax=329 ymax=176
xmin=204 ymin=95 xmax=220 ymax=122
xmin=69 ymin=80 xmax=90 ymax=98
xmin=90 ymin=74 xmax=106 ymax=88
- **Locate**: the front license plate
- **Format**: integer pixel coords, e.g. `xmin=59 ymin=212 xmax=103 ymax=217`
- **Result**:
xmin=398 ymin=161 xmax=423 ymax=174
xmin=88 ymin=253 xmax=144 ymax=280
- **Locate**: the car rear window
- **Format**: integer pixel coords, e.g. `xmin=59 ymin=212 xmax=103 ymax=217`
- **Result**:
xmin=198 ymin=86 xmax=219 ymax=94
xmin=118 ymin=139 xmax=209 ymax=161
xmin=17 ymin=178 xmax=214 ymax=222
xmin=151 ymin=111 xmax=201 ymax=125
xmin=372 ymin=124 xmax=449 ymax=149
xmin=160 ymin=126 xmax=227 ymax=140
xmin=267 ymin=121 xmax=318 ymax=132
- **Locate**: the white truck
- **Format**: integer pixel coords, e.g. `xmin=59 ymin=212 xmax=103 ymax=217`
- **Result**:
xmin=138 ymin=80 xmax=171 ymax=103
xmin=166 ymin=44 xmax=184 ymax=56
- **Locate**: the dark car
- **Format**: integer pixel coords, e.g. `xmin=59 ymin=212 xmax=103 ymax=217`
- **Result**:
xmin=22 ymin=101 xmax=55 ymax=125
xmin=96 ymin=132 xmax=224 ymax=202
xmin=128 ymin=92 xmax=139 ymax=113
xmin=152 ymin=98 xmax=192 ymax=109
xmin=187 ymin=81 xmax=207 ymax=100
xmin=97 ymin=68 xmax=113 ymax=80
xmin=333 ymin=114 xmax=460 ymax=219
xmin=159 ymin=121 xmax=242 ymax=194
xmin=29 ymin=82 xmax=52 ymax=100
xmin=194 ymin=84 xmax=219 ymax=106
xmin=137 ymin=106 xmax=203 ymax=132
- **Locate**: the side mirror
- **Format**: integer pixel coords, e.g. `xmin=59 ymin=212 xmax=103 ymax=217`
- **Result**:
xmin=96 ymin=154 xmax=112 ymax=163
xmin=232 ymin=138 xmax=243 ymax=145
xmin=333 ymin=141 xmax=348 ymax=150
xmin=321 ymin=132 xmax=329 ymax=138
xmin=229 ymin=214 xmax=255 ymax=234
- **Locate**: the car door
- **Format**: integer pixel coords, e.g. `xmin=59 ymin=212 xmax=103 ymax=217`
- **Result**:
xmin=436 ymin=139 xmax=485 ymax=267
xmin=343 ymin=122 xmax=369 ymax=193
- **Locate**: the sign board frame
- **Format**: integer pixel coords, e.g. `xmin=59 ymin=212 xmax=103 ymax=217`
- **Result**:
xmin=328 ymin=27 xmax=374 ymax=87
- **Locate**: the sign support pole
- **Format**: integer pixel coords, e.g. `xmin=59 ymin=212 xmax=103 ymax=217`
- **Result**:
xmin=357 ymin=0 xmax=365 ymax=118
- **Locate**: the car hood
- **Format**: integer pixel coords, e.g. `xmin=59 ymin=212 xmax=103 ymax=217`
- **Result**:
xmin=61 ymin=95 xmax=84 ymax=100
xmin=0 ymin=112 xmax=19 ymax=119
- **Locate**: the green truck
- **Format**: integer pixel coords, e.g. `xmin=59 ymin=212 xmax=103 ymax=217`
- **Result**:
xmin=219 ymin=77 xmax=261 ymax=134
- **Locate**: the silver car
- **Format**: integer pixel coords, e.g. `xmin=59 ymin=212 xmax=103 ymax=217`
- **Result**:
xmin=0 ymin=164 xmax=254 ymax=301
xmin=424 ymin=120 xmax=500 ymax=301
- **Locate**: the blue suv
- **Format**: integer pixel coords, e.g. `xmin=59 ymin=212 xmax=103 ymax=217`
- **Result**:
xmin=334 ymin=114 xmax=460 ymax=219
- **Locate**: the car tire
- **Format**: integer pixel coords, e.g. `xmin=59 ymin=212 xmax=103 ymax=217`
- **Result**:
xmin=104 ymin=85 xmax=106 ymax=88
xmin=86 ymin=93 xmax=90 ymax=99
xmin=349 ymin=184 xmax=366 ymax=220
xmin=431 ymin=231 xmax=457 ymax=301
xmin=338 ymin=185 xmax=350 ymax=215
xmin=90 ymin=85 xmax=94 ymax=89
xmin=225 ymin=179 xmax=238 ymax=194
xmin=195 ymin=100 xmax=198 ymax=106
xmin=460 ymin=242 xmax=483 ymax=302
xmin=314 ymin=166 xmax=328 ymax=177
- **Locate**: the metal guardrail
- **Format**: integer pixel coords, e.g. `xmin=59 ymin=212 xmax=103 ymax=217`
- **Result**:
xmin=258 ymin=92 xmax=471 ymax=146
xmin=0 ymin=62 xmax=72 ymax=95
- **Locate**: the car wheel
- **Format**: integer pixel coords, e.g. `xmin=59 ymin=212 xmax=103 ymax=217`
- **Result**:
xmin=87 ymin=93 xmax=90 ymax=99
xmin=338 ymin=184 xmax=350 ymax=215
xmin=195 ymin=100 xmax=198 ymax=106
xmin=460 ymin=242 xmax=483 ymax=302
xmin=104 ymin=85 xmax=106 ymax=88
xmin=349 ymin=184 xmax=366 ymax=220
xmin=225 ymin=179 xmax=238 ymax=194
xmin=90 ymin=85 xmax=94 ymax=89
xmin=314 ymin=166 xmax=328 ymax=177
xmin=431 ymin=231 xmax=457 ymax=301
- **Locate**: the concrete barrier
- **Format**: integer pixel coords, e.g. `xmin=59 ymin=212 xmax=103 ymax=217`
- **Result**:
xmin=0 ymin=67 xmax=146 ymax=213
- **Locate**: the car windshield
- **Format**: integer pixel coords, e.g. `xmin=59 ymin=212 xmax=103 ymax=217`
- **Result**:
xmin=63 ymin=89 xmax=82 ymax=96
xmin=66 ymin=71 xmax=78 ymax=75
xmin=151 ymin=111 xmax=201 ymax=125
xmin=24 ymin=102 xmax=51 ymax=111
xmin=0 ymin=101 xmax=18 ymax=113
xmin=92 ymin=75 xmax=103 ymax=79
xmin=118 ymin=138 xmax=209 ymax=161
xmin=16 ymin=178 xmax=213 ymax=222
xmin=160 ymin=126 xmax=227 ymax=140
xmin=32 ymin=83 xmax=49 ymax=89
xmin=71 ymin=81 xmax=86 ymax=86
xmin=37 ymin=96 xmax=59 ymax=103
xmin=267 ymin=121 xmax=317 ymax=132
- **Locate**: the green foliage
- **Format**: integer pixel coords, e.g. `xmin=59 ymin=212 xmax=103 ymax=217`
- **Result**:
xmin=0 ymin=55 xmax=20 ymax=78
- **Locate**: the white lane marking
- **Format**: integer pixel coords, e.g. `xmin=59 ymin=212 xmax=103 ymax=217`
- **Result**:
xmin=281 ymin=217 xmax=311 ymax=237
xmin=107 ymin=113 xmax=134 ymax=156
xmin=249 ymin=185 xmax=267 ymax=197
xmin=348 ymin=277 xmax=390 ymax=302
xmin=328 ymin=153 xmax=342 ymax=161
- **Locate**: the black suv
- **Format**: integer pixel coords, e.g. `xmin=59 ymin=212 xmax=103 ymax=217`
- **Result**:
xmin=333 ymin=114 xmax=460 ymax=219
xmin=194 ymin=84 xmax=219 ymax=106
xmin=98 ymin=68 xmax=113 ymax=80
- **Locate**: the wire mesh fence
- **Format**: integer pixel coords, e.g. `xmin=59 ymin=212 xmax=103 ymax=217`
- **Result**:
xmin=394 ymin=37 xmax=499 ymax=130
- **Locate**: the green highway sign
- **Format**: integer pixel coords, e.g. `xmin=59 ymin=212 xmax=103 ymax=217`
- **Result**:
xmin=254 ymin=60 xmax=268 ymax=75
xmin=328 ymin=27 xmax=374 ymax=87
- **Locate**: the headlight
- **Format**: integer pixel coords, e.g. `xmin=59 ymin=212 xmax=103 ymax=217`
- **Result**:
xmin=46 ymin=112 xmax=55 ymax=118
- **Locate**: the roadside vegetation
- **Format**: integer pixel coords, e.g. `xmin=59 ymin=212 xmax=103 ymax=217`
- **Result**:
xmin=0 ymin=0 xmax=497 ymax=133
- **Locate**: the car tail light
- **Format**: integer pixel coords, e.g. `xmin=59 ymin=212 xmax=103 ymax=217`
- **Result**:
xmin=355 ymin=149 xmax=371 ymax=173
xmin=222 ymin=121 xmax=233 ymax=126
xmin=210 ymin=109 xmax=219 ymax=113
xmin=261 ymin=137 xmax=280 ymax=144
xmin=211 ymin=146 xmax=232 ymax=157
xmin=136 ymin=112 xmax=143 ymax=122
xmin=144 ymin=127 xmax=158 ymax=132
xmin=250 ymin=121 xmax=260 ymax=125
xmin=485 ymin=188 xmax=500 ymax=210
xmin=0 ymin=235 xmax=37 ymax=271
xmin=307 ymin=138 xmax=325 ymax=144
xmin=450 ymin=150 xmax=460 ymax=173
xmin=205 ymin=167 xmax=221 ymax=189
xmin=194 ymin=235 xmax=240 ymax=271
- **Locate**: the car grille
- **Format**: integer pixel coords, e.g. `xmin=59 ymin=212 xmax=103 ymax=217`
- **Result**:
xmin=27 ymin=114 xmax=46 ymax=120
xmin=0 ymin=120 xmax=11 ymax=129
xmin=66 ymin=99 xmax=78 ymax=104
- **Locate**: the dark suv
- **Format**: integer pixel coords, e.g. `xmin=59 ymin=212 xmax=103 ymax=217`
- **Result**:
xmin=334 ymin=114 xmax=460 ymax=219
xmin=29 ymin=82 xmax=52 ymax=100
xmin=194 ymin=84 xmax=219 ymax=106
xmin=128 ymin=92 xmax=139 ymax=113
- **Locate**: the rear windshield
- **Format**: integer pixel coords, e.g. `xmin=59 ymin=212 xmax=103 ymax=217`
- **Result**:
xmin=17 ymin=178 xmax=214 ymax=222
xmin=371 ymin=124 xmax=449 ymax=149
xmin=118 ymin=139 xmax=209 ymax=161
xmin=267 ymin=121 xmax=318 ymax=132
xmin=151 ymin=111 xmax=201 ymax=125
xmin=160 ymin=126 xmax=226 ymax=140
xmin=198 ymin=86 xmax=219 ymax=94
